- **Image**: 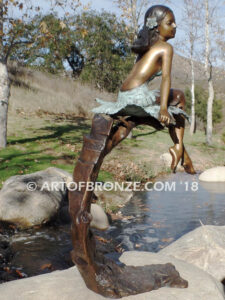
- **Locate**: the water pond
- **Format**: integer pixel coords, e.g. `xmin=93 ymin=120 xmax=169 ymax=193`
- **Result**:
xmin=1 ymin=172 xmax=224 ymax=281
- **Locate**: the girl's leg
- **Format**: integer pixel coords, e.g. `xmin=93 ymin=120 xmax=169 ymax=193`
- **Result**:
xmin=168 ymin=115 xmax=184 ymax=173
xmin=157 ymin=89 xmax=196 ymax=174
xmin=168 ymin=119 xmax=195 ymax=174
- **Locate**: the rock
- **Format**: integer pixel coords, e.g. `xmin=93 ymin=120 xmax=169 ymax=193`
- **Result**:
xmin=90 ymin=203 xmax=109 ymax=230
xmin=0 ymin=168 xmax=69 ymax=228
xmin=199 ymin=166 xmax=225 ymax=182
xmin=0 ymin=266 xmax=106 ymax=300
xmin=120 ymin=251 xmax=224 ymax=300
xmin=0 ymin=253 xmax=223 ymax=300
xmin=0 ymin=167 xmax=109 ymax=230
xmin=159 ymin=225 xmax=225 ymax=282
xmin=57 ymin=203 xmax=109 ymax=230
xmin=45 ymin=167 xmax=72 ymax=181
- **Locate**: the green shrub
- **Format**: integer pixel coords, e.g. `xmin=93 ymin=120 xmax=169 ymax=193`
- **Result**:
xmin=184 ymin=85 xmax=223 ymax=126
xmin=222 ymin=131 xmax=225 ymax=144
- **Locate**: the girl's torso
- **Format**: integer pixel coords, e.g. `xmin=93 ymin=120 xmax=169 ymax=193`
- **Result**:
xmin=120 ymin=40 xmax=169 ymax=92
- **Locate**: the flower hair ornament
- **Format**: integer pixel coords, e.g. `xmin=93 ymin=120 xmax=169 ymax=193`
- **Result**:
xmin=146 ymin=17 xmax=158 ymax=30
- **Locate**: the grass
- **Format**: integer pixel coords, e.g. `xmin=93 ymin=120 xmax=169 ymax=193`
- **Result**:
xmin=0 ymin=114 xmax=113 ymax=187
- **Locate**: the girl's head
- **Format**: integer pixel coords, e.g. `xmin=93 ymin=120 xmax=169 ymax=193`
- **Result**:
xmin=132 ymin=5 xmax=175 ymax=54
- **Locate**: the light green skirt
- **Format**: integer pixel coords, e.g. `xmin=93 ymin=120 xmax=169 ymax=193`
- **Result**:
xmin=92 ymin=83 xmax=190 ymax=125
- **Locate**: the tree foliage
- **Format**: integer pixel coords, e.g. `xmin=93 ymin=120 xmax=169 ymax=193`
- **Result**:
xmin=15 ymin=10 xmax=135 ymax=93
xmin=11 ymin=13 xmax=73 ymax=73
xmin=0 ymin=0 xmax=41 ymax=63
xmin=75 ymin=11 xmax=134 ymax=92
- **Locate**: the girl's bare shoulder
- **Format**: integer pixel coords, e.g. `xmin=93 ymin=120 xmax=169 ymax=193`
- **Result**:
xmin=146 ymin=41 xmax=173 ymax=57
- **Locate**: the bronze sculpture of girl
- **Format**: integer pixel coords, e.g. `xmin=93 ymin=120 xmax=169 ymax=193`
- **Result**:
xmin=93 ymin=5 xmax=196 ymax=174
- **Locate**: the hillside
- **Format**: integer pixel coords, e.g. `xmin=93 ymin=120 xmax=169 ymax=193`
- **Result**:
xmin=8 ymin=66 xmax=114 ymax=119
xmin=8 ymin=53 xmax=225 ymax=132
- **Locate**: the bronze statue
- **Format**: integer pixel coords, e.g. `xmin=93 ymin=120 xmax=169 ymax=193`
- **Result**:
xmin=93 ymin=5 xmax=196 ymax=174
xmin=69 ymin=5 xmax=192 ymax=298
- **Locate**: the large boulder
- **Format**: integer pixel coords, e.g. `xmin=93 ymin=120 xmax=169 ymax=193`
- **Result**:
xmin=0 ymin=168 xmax=69 ymax=228
xmin=159 ymin=225 xmax=225 ymax=282
xmin=0 ymin=252 xmax=223 ymax=300
xmin=199 ymin=166 xmax=225 ymax=182
xmin=0 ymin=168 xmax=109 ymax=230
xmin=90 ymin=203 xmax=109 ymax=230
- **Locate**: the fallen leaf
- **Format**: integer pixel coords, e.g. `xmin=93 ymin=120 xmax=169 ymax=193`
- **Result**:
xmin=3 ymin=267 xmax=11 ymax=273
xmin=161 ymin=237 xmax=174 ymax=243
xmin=142 ymin=208 xmax=150 ymax=211
xmin=95 ymin=236 xmax=111 ymax=244
xmin=16 ymin=269 xmax=24 ymax=278
xmin=40 ymin=263 xmax=52 ymax=270
xmin=9 ymin=224 xmax=16 ymax=229
xmin=158 ymin=245 xmax=165 ymax=249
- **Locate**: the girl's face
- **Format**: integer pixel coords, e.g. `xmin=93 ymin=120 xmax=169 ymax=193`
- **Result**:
xmin=158 ymin=11 xmax=176 ymax=41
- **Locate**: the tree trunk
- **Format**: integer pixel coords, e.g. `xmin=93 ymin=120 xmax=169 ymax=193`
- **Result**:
xmin=189 ymin=51 xmax=196 ymax=134
xmin=206 ymin=77 xmax=214 ymax=145
xmin=0 ymin=62 xmax=10 ymax=148
xmin=204 ymin=0 xmax=214 ymax=145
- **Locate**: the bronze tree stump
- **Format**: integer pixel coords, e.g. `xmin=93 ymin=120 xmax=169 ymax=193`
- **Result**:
xmin=68 ymin=114 xmax=188 ymax=298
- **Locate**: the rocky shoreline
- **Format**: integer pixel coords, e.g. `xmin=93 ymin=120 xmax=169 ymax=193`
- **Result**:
xmin=0 ymin=166 xmax=225 ymax=298
xmin=0 ymin=225 xmax=225 ymax=299
xmin=0 ymin=167 xmax=131 ymax=284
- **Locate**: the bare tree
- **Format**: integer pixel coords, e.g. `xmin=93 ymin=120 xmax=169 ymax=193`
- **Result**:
xmin=0 ymin=0 xmax=34 ymax=148
xmin=179 ymin=0 xmax=203 ymax=135
xmin=174 ymin=0 xmax=224 ymax=141
xmin=203 ymin=0 xmax=224 ymax=145
xmin=113 ymin=0 xmax=148 ymax=39
xmin=204 ymin=0 xmax=213 ymax=144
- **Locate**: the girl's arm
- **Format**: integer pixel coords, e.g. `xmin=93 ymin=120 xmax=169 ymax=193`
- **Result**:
xmin=159 ymin=43 xmax=173 ymax=125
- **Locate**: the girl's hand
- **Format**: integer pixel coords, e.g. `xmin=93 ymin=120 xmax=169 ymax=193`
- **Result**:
xmin=159 ymin=108 xmax=171 ymax=125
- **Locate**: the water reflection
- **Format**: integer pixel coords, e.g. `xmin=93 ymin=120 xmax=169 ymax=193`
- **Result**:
xmin=108 ymin=172 xmax=225 ymax=252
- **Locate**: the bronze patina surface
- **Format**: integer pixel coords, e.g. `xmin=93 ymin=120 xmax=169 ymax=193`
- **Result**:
xmin=68 ymin=114 xmax=188 ymax=298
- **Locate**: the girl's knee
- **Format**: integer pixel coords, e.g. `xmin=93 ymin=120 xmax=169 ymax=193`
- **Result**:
xmin=175 ymin=90 xmax=185 ymax=109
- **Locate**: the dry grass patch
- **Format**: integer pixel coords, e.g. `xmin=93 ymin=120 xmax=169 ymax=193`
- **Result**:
xmin=9 ymin=67 xmax=115 ymax=118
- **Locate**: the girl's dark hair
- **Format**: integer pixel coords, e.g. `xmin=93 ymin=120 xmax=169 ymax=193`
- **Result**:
xmin=131 ymin=5 xmax=173 ymax=55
